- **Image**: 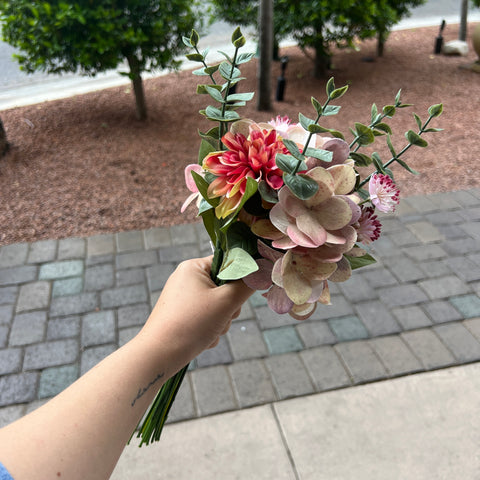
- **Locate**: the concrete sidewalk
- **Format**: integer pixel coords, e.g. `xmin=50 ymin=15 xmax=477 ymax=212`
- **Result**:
xmin=112 ymin=362 xmax=480 ymax=479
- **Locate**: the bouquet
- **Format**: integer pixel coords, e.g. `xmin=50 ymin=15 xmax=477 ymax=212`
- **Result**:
xmin=133 ymin=27 xmax=443 ymax=445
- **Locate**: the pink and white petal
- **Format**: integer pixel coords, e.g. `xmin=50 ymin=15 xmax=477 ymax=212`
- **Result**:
xmin=347 ymin=246 xmax=367 ymax=257
xmin=286 ymin=224 xmax=320 ymax=248
xmin=257 ymin=240 xmax=284 ymax=263
xmin=180 ymin=192 xmax=199 ymax=213
xmin=328 ymin=164 xmax=357 ymax=195
xmin=307 ymin=280 xmax=326 ymax=303
xmin=229 ymin=119 xmax=253 ymax=138
xmin=267 ymin=285 xmax=294 ymax=314
xmin=272 ymin=236 xmax=298 ymax=250
xmin=184 ymin=164 xmax=203 ymax=192
xmin=322 ymin=138 xmax=351 ymax=165
xmin=328 ymin=256 xmax=352 ymax=282
xmin=269 ymin=203 xmax=292 ymax=234
xmin=296 ymin=212 xmax=327 ymax=247
xmin=304 ymin=167 xmax=335 ymax=207
xmin=282 ymin=253 xmax=312 ymax=304
xmin=242 ymin=259 xmax=273 ymax=290
xmin=251 ymin=219 xmax=285 ymax=240
xmin=340 ymin=195 xmax=362 ymax=225
xmin=289 ymin=302 xmax=316 ymax=321
xmin=295 ymin=255 xmax=338 ymax=281
xmin=278 ymin=187 xmax=308 ymax=217
xmin=271 ymin=257 xmax=284 ymax=287
xmin=318 ymin=281 xmax=331 ymax=305
xmin=313 ymin=197 xmax=352 ymax=230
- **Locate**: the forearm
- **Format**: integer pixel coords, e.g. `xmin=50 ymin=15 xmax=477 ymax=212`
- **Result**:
xmin=0 ymin=332 xmax=181 ymax=480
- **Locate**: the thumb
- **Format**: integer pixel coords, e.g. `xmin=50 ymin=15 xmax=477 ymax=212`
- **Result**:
xmin=216 ymin=279 xmax=255 ymax=310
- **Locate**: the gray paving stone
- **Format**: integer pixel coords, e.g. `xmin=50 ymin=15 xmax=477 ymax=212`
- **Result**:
xmin=196 ymin=336 xmax=232 ymax=367
xmin=16 ymin=281 xmax=51 ymax=312
xmin=87 ymin=234 xmax=115 ymax=257
xmin=38 ymin=364 xmax=79 ymax=399
xmin=328 ymin=315 xmax=369 ymax=341
xmin=335 ymin=340 xmax=388 ymax=384
xmin=116 ymin=268 xmax=145 ymax=287
xmin=370 ymin=235 xmax=398 ymax=257
xmin=0 ymin=265 xmax=37 ymax=286
xmin=265 ymin=353 xmax=314 ymax=400
xmin=52 ymin=277 xmax=83 ymax=297
xmin=425 ymin=192 xmax=462 ymax=211
xmin=388 ymin=229 xmax=420 ymax=248
xmin=418 ymin=259 xmax=453 ymax=278
xmin=405 ymin=221 xmax=443 ymax=243
xmin=50 ymin=293 xmax=98 ymax=317
xmin=369 ymin=336 xmax=423 ymax=376
xmin=263 ymin=326 xmax=303 ymax=354
xmin=116 ymin=230 xmax=144 ymax=252
xmin=0 ymin=286 xmax=18 ymax=305
xmin=461 ymin=206 xmax=480 ymax=221
xmin=116 ymin=250 xmax=157 ymax=270
xmin=419 ymin=275 xmax=471 ymax=300
xmin=360 ymin=268 xmax=398 ymax=288
xmin=405 ymin=244 xmax=448 ymax=262
xmin=0 ymin=305 xmax=13 ymax=326
xmin=437 ymin=223 xmax=467 ymax=240
xmin=80 ymin=344 xmax=116 ymax=375
xmin=0 ymin=373 xmax=38 ymax=406
xmin=377 ymin=284 xmax=428 ymax=307
xmin=0 ymin=243 xmax=28 ymax=267
xmin=448 ymin=189 xmax=479 ymax=207
xmin=0 ymin=404 xmax=25 ymax=428
xmin=101 ymin=285 xmax=147 ymax=309
xmin=46 ymin=316 xmax=81 ymax=340
xmin=254 ymin=306 xmax=298 ymax=329
xmin=84 ymin=264 xmax=114 ymax=291
xmin=338 ymin=273 xmax=378 ymax=303
xmin=27 ymin=239 xmax=57 ymax=263
xmin=445 ymin=256 xmax=480 ymax=282
xmin=354 ymin=301 xmax=402 ymax=336
xmin=249 ymin=290 xmax=268 ymax=308
xmin=0 ymin=348 xmax=23 ymax=375
xmin=227 ymin=320 xmax=268 ymax=361
xmin=165 ymin=375 xmax=196 ymax=423
xmin=57 ymin=237 xmax=86 ymax=259
xmin=295 ymin=319 xmax=336 ymax=348
xmin=449 ymin=295 xmax=480 ymax=319
xmin=401 ymin=329 xmax=456 ymax=369
xmin=385 ymin=256 xmax=426 ymax=283
xmin=24 ymin=339 xmax=78 ymax=370
xmin=24 ymin=399 xmax=48 ymax=415
xmin=464 ymin=318 xmax=480 ymax=342
xmin=310 ymin=295 xmax=355 ymax=321
xmin=143 ymin=227 xmax=172 ymax=249
xmin=85 ymin=254 xmax=114 ymax=266
xmin=118 ymin=326 xmax=141 ymax=346
xmin=191 ymin=366 xmax=237 ymax=416
xmin=118 ymin=303 xmax=150 ymax=328
xmin=434 ymin=323 xmax=480 ymax=362
xmin=392 ymin=305 xmax=432 ymax=330
xmin=39 ymin=260 xmax=84 ymax=280
xmin=146 ymin=263 xmax=176 ymax=292
xmin=158 ymin=244 xmax=200 ymax=263
xmin=392 ymin=199 xmax=416 ymax=216
xmin=442 ymin=237 xmax=479 ymax=256
xmin=0 ymin=325 xmax=8 ymax=347
xmin=234 ymin=301 xmax=254 ymax=321
xmin=401 ymin=195 xmax=438 ymax=213
xmin=169 ymin=224 xmax=198 ymax=245
xmin=423 ymin=300 xmax=463 ymax=324
xmin=81 ymin=310 xmax=116 ymax=347
xmin=300 ymin=346 xmax=351 ymax=391
xmin=229 ymin=359 xmax=276 ymax=408
xmin=461 ymin=221 xmax=480 ymax=240
xmin=9 ymin=311 xmax=47 ymax=346
xmin=425 ymin=210 xmax=464 ymax=226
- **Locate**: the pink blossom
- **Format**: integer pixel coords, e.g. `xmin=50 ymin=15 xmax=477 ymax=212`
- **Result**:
xmin=368 ymin=173 xmax=400 ymax=213
xmin=181 ymin=164 xmax=204 ymax=213
xmin=355 ymin=207 xmax=382 ymax=244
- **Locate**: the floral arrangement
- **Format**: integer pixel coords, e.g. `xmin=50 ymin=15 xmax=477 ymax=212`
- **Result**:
xmin=133 ymin=28 xmax=442 ymax=445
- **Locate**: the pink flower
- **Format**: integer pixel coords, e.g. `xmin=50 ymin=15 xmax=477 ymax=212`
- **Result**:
xmin=268 ymin=115 xmax=294 ymax=138
xmin=203 ymin=122 xmax=287 ymax=218
xmin=181 ymin=164 xmax=204 ymax=213
xmin=355 ymin=207 xmax=382 ymax=244
xmin=368 ymin=173 xmax=400 ymax=213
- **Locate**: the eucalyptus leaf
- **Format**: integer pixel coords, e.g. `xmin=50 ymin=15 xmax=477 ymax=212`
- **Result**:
xmin=225 ymin=221 xmax=258 ymax=256
xmin=186 ymin=53 xmax=204 ymax=62
xmin=354 ymin=122 xmax=375 ymax=146
xmin=406 ymin=130 xmax=428 ymax=147
xmin=182 ymin=36 xmax=192 ymax=48
xmin=423 ymin=127 xmax=444 ymax=133
xmin=371 ymin=103 xmax=378 ymax=123
xmin=198 ymin=138 xmax=217 ymax=163
xmin=191 ymin=171 xmax=218 ymax=208
xmin=231 ymin=27 xmax=243 ymax=44
xmin=204 ymin=105 xmax=224 ymax=121
xmin=322 ymin=105 xmax=341 ymax=116
xmin=382 ymin=105 xmax=396 ymax=117
xmin=192 ymin=67 xmax=208 ymax=76
xmin=258 ymin=180 xmax=279 ymax=204
xmin=428 ymin=103 xmax=443 ymax=117
xmin=205 ymin=85 xmax=225 ymax=103
xmin=326 ymin=77 xmax=335 ymax=96
xmin=196 ymin=84 xmax=222 ymax=95
xmin=217 ymin=51 xmax=232 ymax=63
xmin=283 ymin=173 xmax=319 ymax=200
xmin=374 ymin=122 xmax=392 ymax=134
xmin=350 ymin=152 xmax=372 ymax=167
xmin=282 ymin=138 xmax=303 ymax=160
xmin=329 ymin=85 xmax=348 ymax=100
xmin=308 ymin=124 xmax=329 ymax=134
xmin=345 ymin=252 xmax=377 ymax=270
xmin=233 ymin=35 xmax=246 ymax=48
xmin=395 ymin=158 xmax=420 ymax=175
xmin=371 ymin=152 xmax=385 ymax=173
xmin=328 ymin=129 xmax=345 ymax=140
xmin=276 ymin=153 xmax=305 ymax=174
xmin=217 ymin=247 xmax=259 ymax=281
xmin=394 ymin=89 xmax=402 ymax=105
xmin=205 ymin=64 xmax=219 ymax=75
xmin=413 ymin=113 xmax=422 ymax=130
xmin=311 ymin=96 xmax=323 ymax=115
xmin=303 ymin=147 xmax=333 ymax=162
xmin=299 ymin=112 xmax=316 ymax=131
xmin=386 ymin=134 xmax=396 ymax=157
xmin=190 ymin=30 xmax=199 ymax=47
xmin=237 ymin=52 xmax=255 ymax=64
xmin=226 ymin=92 xmax=255 ymax=102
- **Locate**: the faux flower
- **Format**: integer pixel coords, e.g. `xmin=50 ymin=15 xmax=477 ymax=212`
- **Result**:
xmin=180 ymin=164 xmax=204 ymax=213
xmin=368 ymin=173 xmax=400 ymax=213
xmin=203 ymin=121 xmax=287 ymax=218
xmin=355 ymin=206 xmax=382 ymax=244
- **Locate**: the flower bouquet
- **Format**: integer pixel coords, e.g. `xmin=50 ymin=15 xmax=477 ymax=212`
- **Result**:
xmin=133 ymin=28 xmax=442 ymax=445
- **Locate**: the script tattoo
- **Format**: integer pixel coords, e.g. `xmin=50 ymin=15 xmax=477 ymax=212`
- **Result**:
xmin=131 ymin=372 xmax=165 ymax=407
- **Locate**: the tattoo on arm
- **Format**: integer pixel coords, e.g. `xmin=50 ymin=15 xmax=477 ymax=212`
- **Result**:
xmin=131 ymin=372 xmax=165 ymax=407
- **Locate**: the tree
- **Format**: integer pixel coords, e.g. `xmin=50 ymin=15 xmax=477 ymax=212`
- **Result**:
xmin=460 ymin=0 xmax=480 ymax=42
xmin=0 ymin=0 xmax=200 ymax=120
xmin=0 ymin=118 xmax=9 ymax=156
xmin=257 ymin=0 xmax=273 ymax=110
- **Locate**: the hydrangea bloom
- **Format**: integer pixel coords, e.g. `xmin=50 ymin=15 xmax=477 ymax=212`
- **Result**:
xmin=203 ymin=121 xmax=287 ymax=218
xmin=368 ymin=173 xmax=400 ymax=213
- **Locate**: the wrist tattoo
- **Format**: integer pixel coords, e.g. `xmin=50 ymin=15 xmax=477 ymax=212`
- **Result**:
xmin=131 ymin=372 xmax=165 ymax=407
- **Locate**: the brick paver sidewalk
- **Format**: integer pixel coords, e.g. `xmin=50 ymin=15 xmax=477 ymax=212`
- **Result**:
xmin=1 ymin=189 xmax=480 ymax=427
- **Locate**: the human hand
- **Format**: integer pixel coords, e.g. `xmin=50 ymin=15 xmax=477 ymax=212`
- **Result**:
xmin=140 ymin=256 xmax=254 ymax=365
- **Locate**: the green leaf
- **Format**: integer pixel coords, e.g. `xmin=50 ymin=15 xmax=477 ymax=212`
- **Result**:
xmin=204 ymin=105 xmax=223 ymax=121
xmin=386 ymin=134 xmax=396 ymax=157
xmin=205 ymin=85 xmax=224 ymax=103
xmin=350 ymin=152 xmax=372 ymax=167
xmin=374 ymin=122 xmax=392 ymax=135
xmin=282 ymin=138 xmax=303 ymax=160
xmin=303 ymin=147 xmax=333 ymax=162
xmin=223 ymin=110 xmax=241 ymax=121
xmin=196 ymin=84 xmax=222 ymax=95
xmin=345 ymin=252 xmax=377 ymax=270
xmin=413 ymin=113 xmax=422 ymax=130
xmin=298 ymin=112 xmax=316 ymax=131
xmin=220 ymin=178 xmax=258 ymax=232
xmin=406 ymin=130 xmax=428 ymax=147
xmin=237 ymin=52 xmax=255 ymax=64
xmin=329 ymin=85 xmax=348 ymax=100
xmin=225 ymin=221 xmax=258 ymax=256
xmin=190 ymin=30 xmax=199 ymax=48
xmin=276 ymin=153 xmax=305 ymax=174
xmin=191 ymin=171 xmax=218 ymax=208
xmin=371 ymin=152 xmax=385 ymax=173
xmin=428 ymin=103 xmax=443 ymax=118
xmin=219 ymin=61 xmax=240 ymax=81
xmin=192 ymin=67 xmax=208 ymax=76
xmin=326 ymin=77 xmax=335 ymax=97
xmin=182 ymin=36 xmax=192 ymax=48
xmin=382 ymin=105 xmax=396 ymax=118
xmin=371 ymin=103 xmax=378 ymax=123
xmin=217 ymin=51 xmax=233 ymax=63
xmin=423 ymin=127 xmax=444 ymax=133
xmin=258 ymin=180 xmax=279 ymax=204
xmin=395 ymin=158 xmax=420 ymax=175
xmin=322 ymin=105 xmax=341 ymax=116
xmin=199 ymin=204 xmax=217 ymax=244
xmin=217 ymin=247 xmax=258 ymax=281
xmin=354 ymin=122 xmax=375 ymax=146
xmin=231 ymin=27 xmax=243 ymax=45
xmin=204 ymin=65 xmax=219 ymax=75
xmin=394 ymin=89 xmax=402 ymax=105
xmin=226 ymin=92 xmax=254 ymax=102
xmin=329 ymin=130 xmax=345 ymax=140
xmin=283 ymin=173 xmax=319 ymax=200
xmin=311 ymin=97 xmax=322 ymax=115
xmin=198 ymin=138 xmax=217 ymax=163
xmin=186 ymin=53 xmax=204 ymax=62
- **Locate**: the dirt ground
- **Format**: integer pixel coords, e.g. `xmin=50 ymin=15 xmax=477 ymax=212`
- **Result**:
xmin=1 ymin=24 xmax=479 ymax=246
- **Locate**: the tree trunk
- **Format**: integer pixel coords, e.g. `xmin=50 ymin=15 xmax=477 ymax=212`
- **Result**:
xmin=377 ymin=30 xmax=386 ymax=57
xmin=126 ymin=55 xmax=147 ymax=121
xmin=0 ymin=118 xmax=9 ymax=157
xmin=313 ymin=42 xmax=330 ymax=78
xmin=459 ymin=0 xmax=468 ymax=42
xmin=257 ymin=0 xmax=273 ymax=111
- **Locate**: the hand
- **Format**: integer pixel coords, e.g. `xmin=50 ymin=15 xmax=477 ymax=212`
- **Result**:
xmin=140 ymin=256 xmax=254 ymax=364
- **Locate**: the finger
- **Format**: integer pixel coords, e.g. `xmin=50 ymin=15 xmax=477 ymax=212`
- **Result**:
xmin=218 ymin=278 xmax=255 ymax=305
xmin=231 ymin=307 xmax=242 ymax=320
xmin=208 ymin=337 xmax=220 ymax=349
xmin=220 ymin=318 xmax=232 ymax=336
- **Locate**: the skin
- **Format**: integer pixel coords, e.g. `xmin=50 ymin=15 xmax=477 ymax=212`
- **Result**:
xmin=0 ymin=256 xmax=253 ymax=480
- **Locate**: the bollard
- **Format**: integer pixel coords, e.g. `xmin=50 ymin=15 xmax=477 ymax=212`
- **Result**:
xmin=434 ymin=20 xmax=446 ymax=54
xmin=275 ymin=56 xmax=289 ymax=101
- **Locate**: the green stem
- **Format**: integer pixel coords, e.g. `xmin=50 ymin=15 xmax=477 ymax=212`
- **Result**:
xmin=194 ymin=45 xmax=217 ymax=85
